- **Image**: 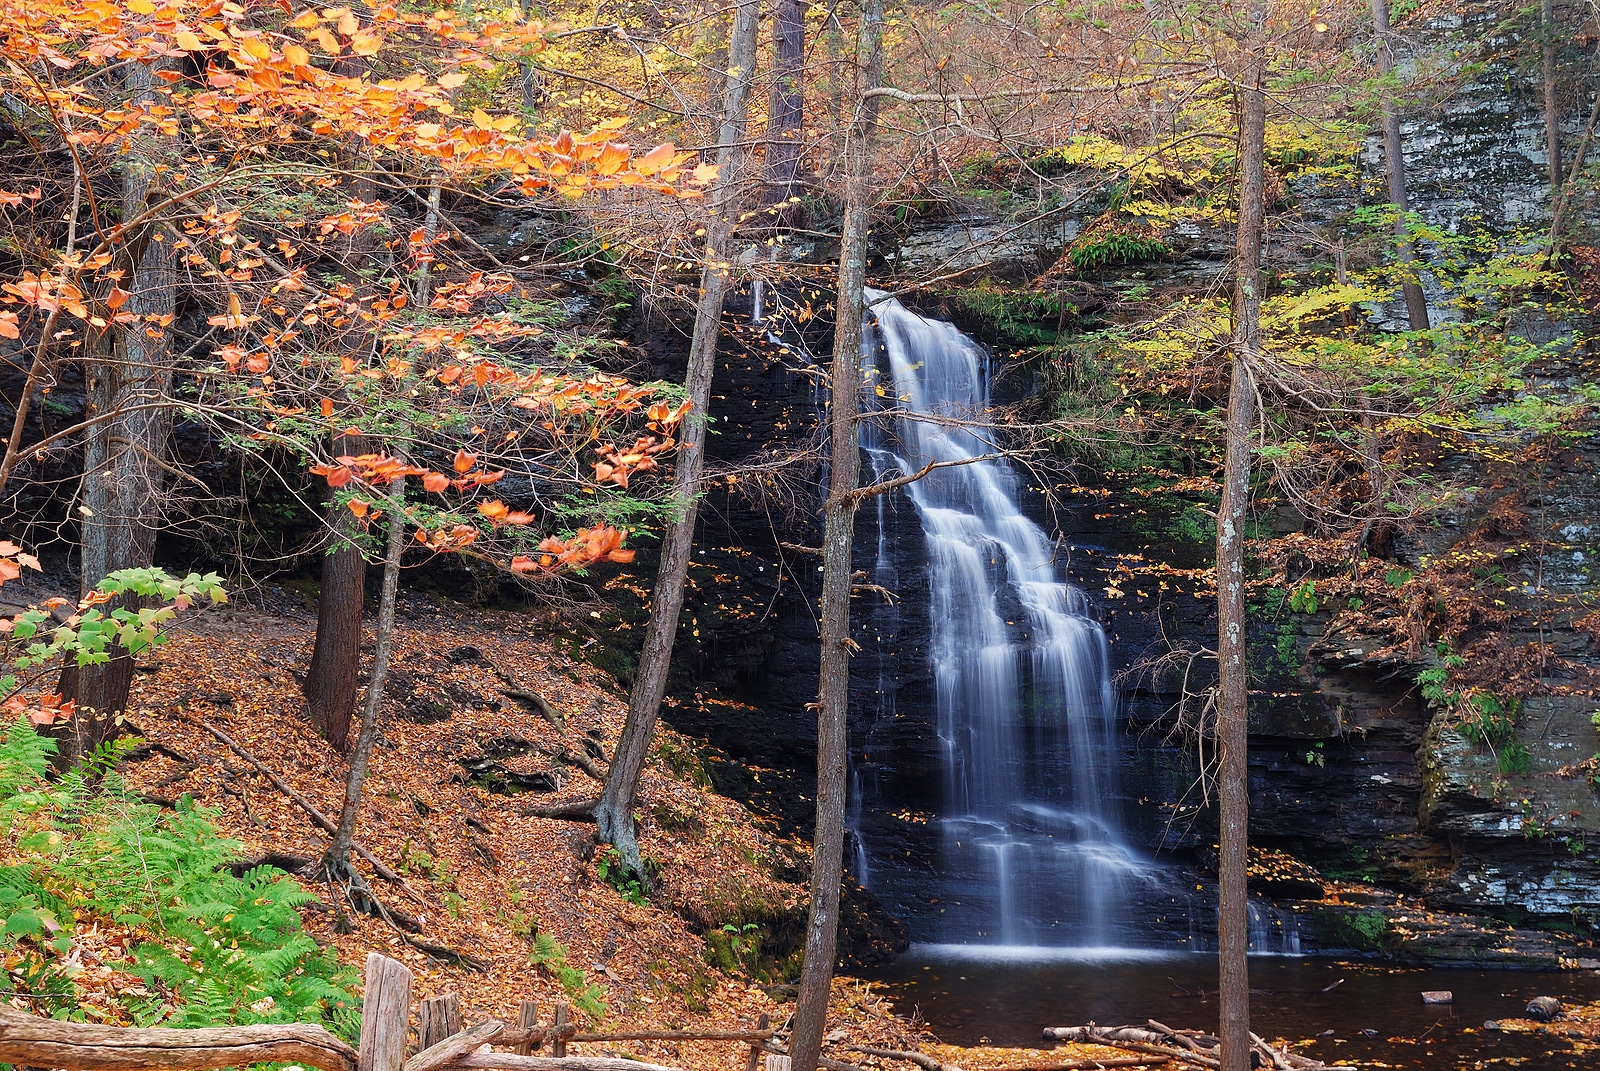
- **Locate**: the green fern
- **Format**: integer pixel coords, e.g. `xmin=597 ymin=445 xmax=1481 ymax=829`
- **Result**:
xmin=0 ymin=717 xmax=358 ymax=1036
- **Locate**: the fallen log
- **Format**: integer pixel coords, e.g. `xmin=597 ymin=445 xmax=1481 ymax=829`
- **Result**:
xmin=517 ymin=797 xmax=599 ymax=821
xmin=841 ymin=1043 xmax=964 ymax=1071
xmin=1248 ymin=1031 xmax=1294 ymax=1071
xmin=1005 ymin=1059 xmax=1169 ymax=1071
xmin=408 ymin=1021 xmax=504 ymax=1071
xmin=1042 ymin=1028 xmax=1218 ymax=1069
xmin=758 ymin=1041 xmax=868 ymax=1071
xmin=455 ymin=1053 xmax=685 ymax=1071
xmin=0 ymin=1004 xmax=356 ymax=1071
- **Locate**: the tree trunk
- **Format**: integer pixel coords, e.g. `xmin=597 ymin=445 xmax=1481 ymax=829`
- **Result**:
xmin=766 ymin=0 xmax=807 ymax=208
xmin=593 ymin=0 xmax=762 ymax=876
xmin=56 ymin=59 xmax=176 ymax=766
xmin=1216 ymin=56 xmax=1266 ymax=1071
xmin=1541 ymin=0 xmax=1562 ymax=196
xmin=323 ymin=476 xmax=405 ymax=875
xmin=790 ymin=2 xmax=883 ymax=1069
xmin=1371 ymin=0 xmax=1429 ymax=330
xmin=306 ymin=36 xmax=378 ymax=754
xmin=303 ymin=473 xmax=368 ymax=754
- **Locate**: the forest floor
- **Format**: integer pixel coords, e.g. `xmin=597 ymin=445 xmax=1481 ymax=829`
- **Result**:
xmin=27 ymin=586 xmax=1600 ymax=1070
xmin=92 ymin=590 xmax=1166 ymax=1071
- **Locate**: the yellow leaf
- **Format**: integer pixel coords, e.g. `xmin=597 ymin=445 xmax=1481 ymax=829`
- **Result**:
xmin=239 ymin=35 xmax=271 ymax=61
xmin=493 ymin=114 xmax=519 ymax=132
xmin=337 ymin=9 xmax=359 ymax=35
xmin=437 ymin=71 xmax=469 ymax=89
xmin=174 ymin=29 xmax=206 ymax=51
xmin=283 ymin=43 xmax=310 ymax=67
xmin=288 ymin=10 xmax=319 ymax=29
xmin=312 ymin=27 xmax=339 ymax=53
xmin=127 ymin=0 xmax=155 ymax=13
xmin=471 ymin=108 xmax=494 ymax=130
xmin=689 ymin=161 xmax=719 ymax=185
xmin=350 ymin=28 xmax=382 ymax=56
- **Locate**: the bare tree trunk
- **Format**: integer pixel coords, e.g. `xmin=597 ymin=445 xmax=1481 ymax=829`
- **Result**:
xmin=790 ymin=2 xmax=883 ymax=1068
xmin=56 ymin=59 xmax=175 ymax=765
xmin=1550 ymin=74 xmax=1600 ymax=257
xmin=593 ymin=0 xmax=763 ymax=877
xmin=1216 ymin=53 xmax=1266 ymax=1071
xmin=766 ymin=0 xmax=807 ymax=208
xmin=306 ymin=35 xmax=378 ymax=753
xmin=303 ymin=463 xmax=369 ymax=754
xmin=520 ymin=0 xmax=542 ymax=109
xmin=1371 ymin=0 xmax=1429 ymax=330
xmin=1542 ymin=0 xmax=1563 ymax=196
xmin=323 ymin=476 xmax=405 ymax=876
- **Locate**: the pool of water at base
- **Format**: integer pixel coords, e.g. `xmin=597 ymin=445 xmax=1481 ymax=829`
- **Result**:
xmin=861 ymin=946 xmax=1600 ymax=1069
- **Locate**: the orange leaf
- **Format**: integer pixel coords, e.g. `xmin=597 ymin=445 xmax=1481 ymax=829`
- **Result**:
xmin=320 ymin=397 xmax=334 ymax=418
xmin=477 ymin=500 xmax=509 ymax=524
xmin=422 ymin=471 xmax=449 ymax=492
xmin=348 ymin=498 xmax=369 ymax=519
xmin=594 ymin=141 xmax=629 ymax=176
xmin=634 ymin=142 xmax=676 ymax=176
xmin=453 ymin=449 xmax=478 ymax=473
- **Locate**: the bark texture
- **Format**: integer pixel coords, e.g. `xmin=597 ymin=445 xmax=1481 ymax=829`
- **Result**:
xmin=766 ymin=0 xmax=807 ymax=206
xmin=0 ymin=1005 xmax=355 ymax=1071
xmin=57 ymin=59 xmax=176 ymax=764
xmin=789 ymin=2 xmax=883 ymax=1068
xmin=1217 ymin=51 xmax=1267 ymax=1071
xmin=594 ymin=0 xmax=762 ymax=874
xmin=323 ymin=476 xmax=405 ymax=875
xmin=303 ymin=435 xmax=370 ymax=754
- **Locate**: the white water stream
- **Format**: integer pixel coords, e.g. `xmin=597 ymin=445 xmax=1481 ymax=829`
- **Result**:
xmin=856 ymin=290 xmax=1164 ymax=947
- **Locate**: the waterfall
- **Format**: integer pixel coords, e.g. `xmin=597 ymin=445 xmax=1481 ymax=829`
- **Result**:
xmin=858 ymin=290 xmax=1162 ymax=949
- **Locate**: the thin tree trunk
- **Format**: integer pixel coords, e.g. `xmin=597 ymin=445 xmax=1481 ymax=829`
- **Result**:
xmin=303 ymin=466 xmax=368 ymax=754
xmin=520 ymin=0 xmax=542 ymax=109
xmin=592 ymin=0 xmax=762 ymax=876
xmin=306 ymin=34 xmax=378 ymax=752
xmin=1216 ymin=54 xmax=1266 ymax=1071
xmin=1550 ymin=75 xmax=1600 ymax=257
xmin=767 ymin=0 xmax=807 ymax=208
xmin=790 ymin=2 xmax=883 ymax=1068
xmin=1371 ymin=0 xmax=1429 ymax=330
xmin=323 ymin=476 xmax=405 ymax=875
xmin=56 ymin=59 xmax=175 ymax=765
xmin=1542 ymin=0 xmax=1562 ymax=196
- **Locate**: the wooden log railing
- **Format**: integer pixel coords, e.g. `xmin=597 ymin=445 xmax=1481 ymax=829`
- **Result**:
xmin=0 ymin=954 xmax=785 ymax=1071
xmin=0 ymin=1004 xmax=358 ymax=1071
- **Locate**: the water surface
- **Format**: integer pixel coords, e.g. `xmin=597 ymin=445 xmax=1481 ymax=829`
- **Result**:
xmin=865 ymin=947 xmax=1600 ymax=1068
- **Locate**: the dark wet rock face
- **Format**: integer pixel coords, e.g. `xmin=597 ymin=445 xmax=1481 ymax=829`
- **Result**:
xmin=599 ymin=0 xmax=1600 ymax=958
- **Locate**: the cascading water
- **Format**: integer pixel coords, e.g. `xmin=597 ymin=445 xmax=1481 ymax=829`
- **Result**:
xmin=855 ymin=290 xmax=1166 ymax=949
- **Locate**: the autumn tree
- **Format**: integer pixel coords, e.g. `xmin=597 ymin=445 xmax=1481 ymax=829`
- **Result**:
xmin=0 ymin=0 xmax=708 ymax=775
